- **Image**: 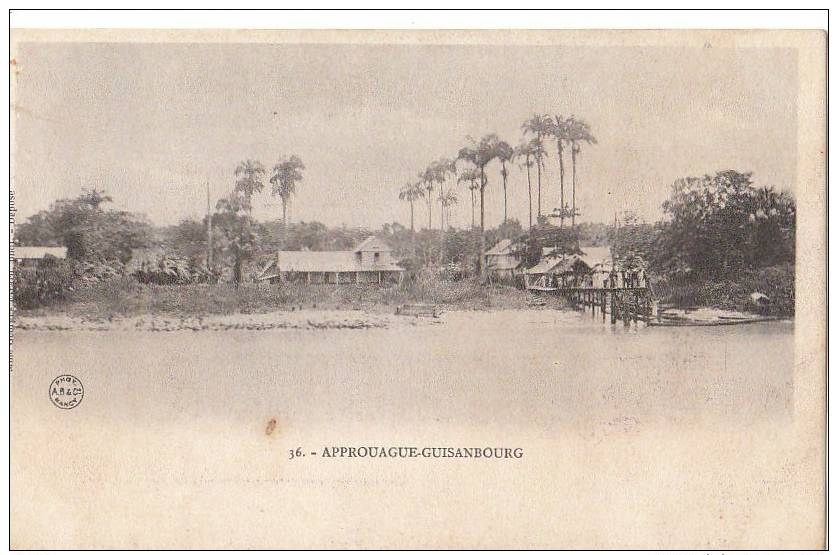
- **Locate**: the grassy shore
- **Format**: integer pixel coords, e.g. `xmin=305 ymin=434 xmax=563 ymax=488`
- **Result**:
xmin=16 ymin=276 xmax=570 ymax=321
xmin=652 ymin=264 xmax=794 ymax=317
xmin=15 ymin=265 xmax=794 ymax=322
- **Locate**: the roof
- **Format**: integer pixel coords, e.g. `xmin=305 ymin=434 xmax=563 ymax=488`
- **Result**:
xmin=578 ymin=246 xmax=611 ymax=268
xmin=526 ymin=254 xmax=590 ymax=275
xmin=553 ymin=255 xmax=591 ymax=275
xmin=277 ymin=250 xmax=404 ymax=273
xmin=526 ymin=256 xmax=563 ymax=274
xmin=353 ymin=236 xmax=392 ymax=253
xmin=486 ymin=239 xmax=513 ymax=256
xmin=14 ymin=246 xmax=67 ymax=260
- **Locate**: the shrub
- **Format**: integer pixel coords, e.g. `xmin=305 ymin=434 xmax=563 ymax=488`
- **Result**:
xmin=13 ymin=259 xmax=75 ymax=310
xmin=653 ymin=263 xmax=794 ymax=317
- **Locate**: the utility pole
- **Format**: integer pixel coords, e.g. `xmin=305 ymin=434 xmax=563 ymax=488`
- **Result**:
xmin=206 ymin=181 xmax=213 ymax=274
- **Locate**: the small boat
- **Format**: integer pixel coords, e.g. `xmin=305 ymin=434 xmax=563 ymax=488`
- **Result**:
xmin=649 ymin=316 xmax=778 ymax=327
xmin=649 ymin=307 xmax=778 ymax=326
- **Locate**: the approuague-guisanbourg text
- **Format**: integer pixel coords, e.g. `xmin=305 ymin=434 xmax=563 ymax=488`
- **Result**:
xmin=320 ymin=446 xmax=524 ymax=459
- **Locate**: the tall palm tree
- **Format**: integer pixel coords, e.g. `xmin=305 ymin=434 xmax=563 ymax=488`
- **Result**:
xmin=565 ymin=116 xmax=597 ymax=227
xmin=551 ymin=115 xmax=571 ymax=227
xmin=433 ymin=158 xmax=457 ymax=230
xmin=419 ymin=166 xmax=435 ymax=230
xmin=458 ymin=134 xmax=500 ymax=278
xmin=522 ymin=114 xmax=553 ymax=220
xmin=495 ymin=140 xmax=514 ymax=225
xmin=269 ymin=155 xmax=305 ymax=236
xmin=513 ymin=139 xmax=537 ymax=229
xmin=432 ymin=158 xmax=457 ymax=264
xmin=398 ymin=181 xmax=423 ymax=233
xmin=457 ymin=167 xmax=480 ymax=229
xmin=234 ymin=159 xmax=266 ymax=216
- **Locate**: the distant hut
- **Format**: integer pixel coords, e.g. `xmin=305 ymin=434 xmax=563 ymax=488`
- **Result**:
xmin=524 ymin=253 xmax=590 ymax=290
xmin=578 ymin=246 xmax=612 ymax=288
xmin=550 ymin=255 xmax=592 ymax=288
xmin=588 ymin=261 xmax=614 ymax=288
xmin=13 ymin=246 xmax=67 ymax=267
xmin=484 ymin=239 xmax=523 ymax=283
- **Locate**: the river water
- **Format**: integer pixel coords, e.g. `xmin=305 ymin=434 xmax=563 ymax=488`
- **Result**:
xmin=12 ymin=309 xmax=793 ymax=428
xmin=11 ymin=310 xmax=799 ymax=548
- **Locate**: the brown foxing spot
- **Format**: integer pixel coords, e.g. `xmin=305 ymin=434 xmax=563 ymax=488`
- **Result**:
xmin=265 ymin=418 xmax=277 ymax=436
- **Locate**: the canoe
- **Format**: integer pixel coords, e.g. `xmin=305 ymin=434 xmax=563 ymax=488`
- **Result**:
xmin=648 ymin=317 xmax=778 ymax=327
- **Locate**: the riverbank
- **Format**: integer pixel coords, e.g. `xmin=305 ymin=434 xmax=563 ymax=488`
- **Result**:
xmin=13 ymin=309 xmax=449 ymax=332
xmin=15 ymin=277 xmax=572 ymax=321
xmin=651 ymin=264 xmax=794 ymax=318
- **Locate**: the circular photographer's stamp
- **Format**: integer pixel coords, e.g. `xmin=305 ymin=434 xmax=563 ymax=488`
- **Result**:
xmin=49 ymin=375 xmax=84 ymax=409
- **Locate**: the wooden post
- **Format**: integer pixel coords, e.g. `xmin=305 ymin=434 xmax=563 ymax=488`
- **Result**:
xmin=610 ymin=290 xmax=617 ymax=324
xmin=632 ymin=291 xmax=638 ymax=323
xmin=623 ymin=292 xmax=631 ymax=326
xmin=602 ymin=290 xmax=607 ymax=321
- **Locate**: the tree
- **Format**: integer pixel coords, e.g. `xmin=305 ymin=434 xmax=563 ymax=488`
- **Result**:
xmin=15 ymin=188 xmax=149 ymax=263
xmin=233 ymin=159 xmax=266 ymax=215
xmin=269 ymin=155 xmax=305 ymax=245
xmin=550 ymin=115 xmax=571 ymax=227
xmin=609 ymin=211 xmax=658 ymax=269
xmin=430 ymin=158 xmax=455 ymax=229
xmin=215 ymin=191 xmax=257 ymax=285
xmin=457 ymin=167 xmax=480 ymax=229
xmin=522 ymin=114 xmax=553 ymax=219
xmin=495 ymin=140 xmax=514 ymax=224
xmin=458 ymin=134 xmax=500 ymax=278
xmin=398 ymin=181 xmax=424 ymax=233
xmin=514 ymin=139 xmax=537 ymax=229
xmin=565 ymin=116 xmax=597 ymax=227
xmin=161 ymin=217 xmax=214 ymax=266
xmin=431 ymin=157 xmax=458 ymax=263
xmin=657 ymin=170 xmax=795 ymax=279
xmin=419 ymin=166 xmax=436 ymax=230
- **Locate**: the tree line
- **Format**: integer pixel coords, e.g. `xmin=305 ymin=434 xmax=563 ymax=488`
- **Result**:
xmin=611 ymin=170 xmax=795 ymax=281
xmin=398 ymin=114 xmax=596 ymax=275
xmin=15 ymin=143 xmax=794 ymax=295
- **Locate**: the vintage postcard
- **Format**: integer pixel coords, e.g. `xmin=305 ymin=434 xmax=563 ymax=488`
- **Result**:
xmin=9 ymin=28 xmax=826 ymax=549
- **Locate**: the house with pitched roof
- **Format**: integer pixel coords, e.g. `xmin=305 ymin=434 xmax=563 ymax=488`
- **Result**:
xmin=524 ymin=253 xmax=592 ymax=290
xmin=484 ymin=239 xmax=523 ymax=282
xmin=257 ymin=236 xmax=405 ymax=285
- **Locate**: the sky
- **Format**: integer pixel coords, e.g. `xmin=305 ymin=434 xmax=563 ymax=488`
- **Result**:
xmin=13 ymin=40 xmax=797 ymax=229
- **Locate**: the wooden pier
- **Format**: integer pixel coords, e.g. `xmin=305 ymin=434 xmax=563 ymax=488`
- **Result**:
xmin=542 ymin=287 xmax=655 ymax=324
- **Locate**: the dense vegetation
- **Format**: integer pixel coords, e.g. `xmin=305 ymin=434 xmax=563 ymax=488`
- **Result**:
xmin=609 ymin=171 xmax=795 ymax=315
xmin=13 ymin=106 xmax=795 ymax=318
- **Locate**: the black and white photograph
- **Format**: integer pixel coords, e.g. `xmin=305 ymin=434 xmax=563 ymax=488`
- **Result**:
xmin=8 ymin=16 xmax=828 ymax=550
